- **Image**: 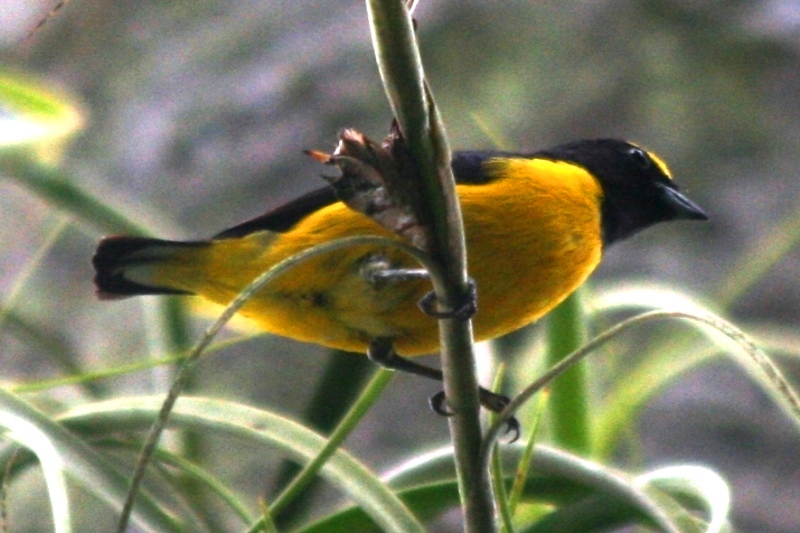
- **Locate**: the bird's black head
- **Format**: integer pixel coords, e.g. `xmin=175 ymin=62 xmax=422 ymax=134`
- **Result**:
xmin=535 ymin=138 xmax=707 ymax=245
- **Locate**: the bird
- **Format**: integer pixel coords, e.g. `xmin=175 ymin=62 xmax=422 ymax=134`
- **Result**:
xmin=93 ymin=138 xmax=706 ymax=410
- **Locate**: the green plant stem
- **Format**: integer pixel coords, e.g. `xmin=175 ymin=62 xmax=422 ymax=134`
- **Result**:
xmin=268 ymin=369 xmax=394 ymax=517
xmin=544 ymin=290 xmax=591 ymax=455
xmin=365 ymin=1 xmax=494 ymax=531
xmin=0 ymin=148 xmax=147 ymax=235
xmin=246 ymin=369 xmax=396 ymax=532
xmin=271 ymin=349 xmax=375 ymax=526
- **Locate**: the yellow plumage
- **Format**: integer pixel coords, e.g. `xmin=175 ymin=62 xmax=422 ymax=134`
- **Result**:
xmin=124 ymin=158 xmax=600 ymax=355
xmin=93 ymin=139 xmax=706 ymax=356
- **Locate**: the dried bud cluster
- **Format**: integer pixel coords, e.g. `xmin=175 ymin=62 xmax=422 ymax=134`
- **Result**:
xmin=306 ymin=125 xmax=431 ymax=251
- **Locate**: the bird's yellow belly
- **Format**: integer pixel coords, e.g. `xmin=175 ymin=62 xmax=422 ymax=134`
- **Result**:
xmin=225 ymin=231 xmax=599 ymax=355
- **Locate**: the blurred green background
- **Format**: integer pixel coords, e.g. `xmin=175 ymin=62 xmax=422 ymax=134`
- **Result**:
xmin=2 ymin=0 xmax=800 ymax=531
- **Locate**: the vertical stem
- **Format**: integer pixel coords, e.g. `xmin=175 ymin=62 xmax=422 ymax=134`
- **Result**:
xmin=545 ymin=290 xmax=591 ymax=455
xmin=365 ymin=1 xmax=496 ymax=531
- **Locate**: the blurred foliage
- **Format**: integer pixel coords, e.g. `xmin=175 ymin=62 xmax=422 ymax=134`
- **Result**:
xmin=1 ymin=0 xmax=800 ymax=531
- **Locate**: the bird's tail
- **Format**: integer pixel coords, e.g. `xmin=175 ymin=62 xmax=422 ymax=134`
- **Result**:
xmin=92 ymin=236 xmax=209 ymax=299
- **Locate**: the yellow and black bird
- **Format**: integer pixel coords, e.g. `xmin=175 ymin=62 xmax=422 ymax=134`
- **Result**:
xmin=93 ymin=138 xmax=706 ymax=405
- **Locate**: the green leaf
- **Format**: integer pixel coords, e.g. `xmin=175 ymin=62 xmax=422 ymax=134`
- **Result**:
xmin=591 ymin=283 xmax=800 ymax=457
xmin=0 ymin=69 xmax=83 ymax=158
xmin=60 ymin=395 xmax=425 ymax=533
xmin=637 ymin=465 xmax=732 ymax=533
xmin=0 ymin=389 xmax=181 ymax=533
xmin=299 ymin=481 xmax=460 ymax=533
xmin=317 ymin=444 xmax=727 ymax=532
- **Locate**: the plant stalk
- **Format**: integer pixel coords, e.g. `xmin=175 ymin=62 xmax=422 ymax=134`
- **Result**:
xmin=365 ymin=1 xmax=496 ymax=531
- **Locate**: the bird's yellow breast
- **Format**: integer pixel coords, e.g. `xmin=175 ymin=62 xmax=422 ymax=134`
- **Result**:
xmin=151 ymin=157 xmax=604 ymax=355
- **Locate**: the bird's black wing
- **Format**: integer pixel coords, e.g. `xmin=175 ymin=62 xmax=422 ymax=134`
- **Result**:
xmin=213 ymin=151 xmax=515 ymax=239
xmin=450 ymin=150 xmax=521 ymax=184
xmin=213 ymin=186 xmax=340 ymax=239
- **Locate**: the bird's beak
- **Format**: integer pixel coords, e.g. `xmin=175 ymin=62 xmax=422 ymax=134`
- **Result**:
xmin=659 ymin=185 xmax=708 ymax=221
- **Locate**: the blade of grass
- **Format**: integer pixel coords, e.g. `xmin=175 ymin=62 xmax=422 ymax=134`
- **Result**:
xmin=267 ymin=368 xmax=394 ymax=518
xmin=0 ymin=412 xmax=71 ymax=533
xmin=271 ymin=349 xmax=375 ymax=527
xmin=0 ymin=215 xmax=68 ymax=332
xmin=0 ymin=148 xmax=148 ymax=236
xmin=508 ymin=389 xmax=548 ymax=516
xmin=489 ymin=365 xmax=514 ymax=533
xmin=61 ymin=396 xmax=425 ymax=533
xmin=248 ymin=372 xmax=408 ymax=533
xmin=593 ymin=344 xmax=719 ymax=460
xmin=484 ymin=309 xmax=800 ymax=465
xmin=590 ymin=283 xmax=800 ymax=456
xmin=155 ymin=447 xmax=257 ymax=527
xmin=0 ymin=68 xmax=83 ymax=161
xmin=636 ymin=465 xmax=731 ymax=533
xmin=543 ymin=289 xmax=590 ymax=455
xmin=385 ymin=444 xmax=701 ymax=533
xmin=0 ymin=389 xmax=181 ymax=532
xmin=84 ymin=438 xmax=257 ymax=528
xmin=0 ymin=215 xmax=102 ymax=394
xmin=8 ymin=332 xmax=264 ymax=394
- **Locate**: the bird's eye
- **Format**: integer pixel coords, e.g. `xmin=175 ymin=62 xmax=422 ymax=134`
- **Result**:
xmin=628 ymin=147 xmax=651 ymax=169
